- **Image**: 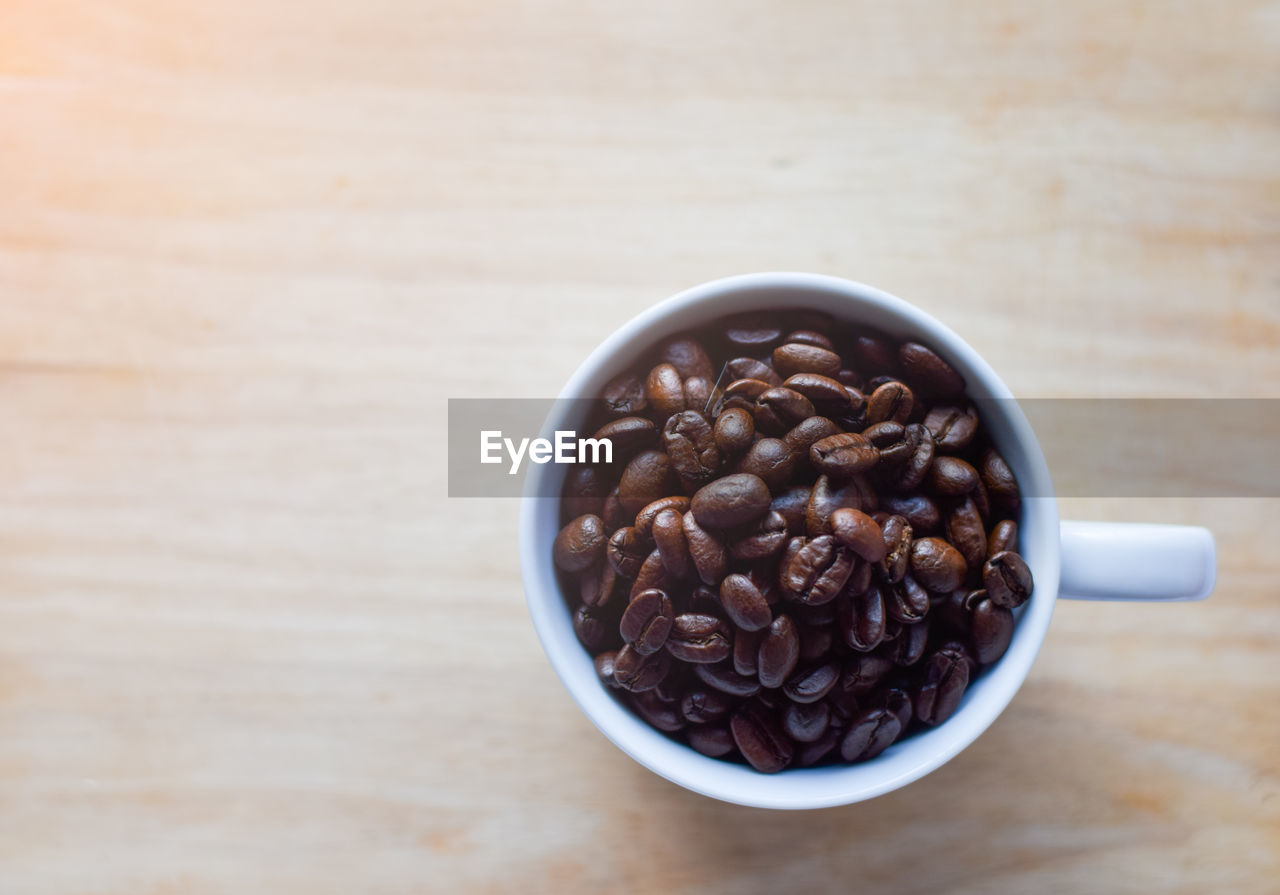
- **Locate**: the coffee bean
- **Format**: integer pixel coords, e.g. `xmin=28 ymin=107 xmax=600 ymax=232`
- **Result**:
xmin=695 ymin=661 xmax=761 ymax=697
xmin=885 ymin=423 xmax=936 ymax=491
xmin=923 ymin=403 xmax=979 ymax=451
xmin=927 ymin=456 xmax=979 ymax=496
xmin=618 ymin=450 xmax=678 ymax=515
xmin=784 ymin=329 xmax=834 ymax=350
xmin=644 ymin=363 xmax=687 ymax=421
xmin=682 ymin=511 xmax=729 ymax=585
xmin=867 ymin=380 xmax=914 ymax=424
xmin=945 ymin=496 xmax=988 ymax=574
xmin=719 ymin=573 xmax=773 ymax=632
xmin=712 ymin=406 xmax=755 ymax=455
xmin=916 ymin=643 xmax=970 ymax=724
xmin=841 ymin=652 xmax=894 ymax=697
xmin=853 ymin=333 xmax=897 ymax=373
xmin=573 ymin=603 xmax=611 ymax=650
xmin=979 ymin=448 xmax=1021 ymax=511
xmin=880 ymin=493 xmax=941 ymax=534
xmin=889 ymin=616 xmax=930 ymax=666
xmin=754 ymin=386 xmax=816 ymax=435
xmin=592 ymin=416 xmax=659 ymax=465
xmin=681 ymin=687 xmax=734 ymax=724
xmin=782 ymin=415 xmax=842 ymax=456
xmin=899 ymin=342 xmax=965 ymax=398
xmin=633 ymin=496 xmax=691 ymax=537
xmin=630 ymin=549 xmax=673 ymax=600
xmin=885 ymin=575 xmax=930 ymax=624
xmin=770 ymin=485 xmax=812 ymax=536
xmin=561 ymin=465 xmax=607 ymax=523
xmin=554 ymin=514 xmax=607 ymax=573
xmin=783 ymin=700 xmax=831 ymax=743
xmin=758 ymin=614 xmax=800 ymax=688
xmin=594 ymin=650 xmax=619 ymax=687
xmin=690 ymin=473 xmax=772 ymax=529
xmin=796 ymin=725 xmax=843 ymax=766
xmin=736 ymin=437 xmax=798 ymax=490
xmin=878 ymin=514 xmax=913 ymax=583
xmin=837 ymin=584 xmax=886 ymax=652
xmin=733 ymin=627 xmax=763 ymax=677
xmin=687 ymin=723 xmax=736 ymax=757
xmin=780 ymin=535 xmax=856 ymax=605
xmin=728 ymin=510 xmax=789 ymax=562
xmin=601 ymin=372 xmax=648 ymax=418
xmin=983 ymin=551 xmax=1033 ymax=609
xmin=806 ymin=474 xmax=878 ymax=536
xmin=606 ymin=526 xmax=649 ymax=578
xmin=620 ymin=589 xmax=675 ymax=655
xmin=783 ymin=373 xmax=851 ymax=412
xmin=971 ymin=595 xmax=1014 ymax=664
xmin=725 ymin=356 xmax=782 ymax=386
xmin=829 ymin=507 xmax=887 ymax=562
xmin=988 ymin=519 xmax=1018 ymax=559
xmin=724 ymin=378 xmax=773 ymax=408
xmin=601 ymin=486 xmax=630 ymax=530
xmin=840 ymin=708 xmax=902 ymax=761
xmin=731 ymin=702 xmax=794 ymax=773
xmin=579 ymin=560 xmax=620 ymax=608
xmin=656 ymin=335 xmax=714 ymax=381
xmin=652 ymin=508 xmax=692 ymax=578
xmin=909 ymin=537 xmax=968 ymax=593
xmin=810 ymin=432 xmax=880 ymax=478
xmin=666 ymin=613 xmax=734 ymax=664
xmin=613 ymin=643 xmax=672 ymax=692
xmin=772 ymin=343 xmax=842 ymax=379
xmin=782 ymin=660 xmax=840 ymax=704
xmin=663 ymin=410 xmax=720 ymax=488
xmin=723 ymin=312 xmax=785 ymax=352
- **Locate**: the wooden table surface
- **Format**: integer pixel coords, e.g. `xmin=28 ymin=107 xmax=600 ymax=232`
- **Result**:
xmin=2 ymin=1 xmax=1278 ymax=892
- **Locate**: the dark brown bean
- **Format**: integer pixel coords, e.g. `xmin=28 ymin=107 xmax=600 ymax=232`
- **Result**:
xmin=736 ymin=438 xmax=798 ymax=490
xmin=889 ymin=615 xmax=930 ymax=666
xmin=601 ymin=486 xmax=630 ymax=530
xmin=806 ymin=474 xmax=878 ymax=536
xmin=682 ymin=512 xmax=729 ymax=585
xmin=687 ymin=723 xmax=736 ymax=757
xmin=579 ymin=559 xmax=620 ymax=608
xmin=573 ymin=603 xmax=611 ymax=650
xmin=613 ymin=643 xmax=672 ymax=692
xmin=656 ymin=335 xmax=714 ymax=381
xmin=829 ymin=507 xmax=887 ymax=562
xmin=772 ymin=343 xmax=842 ymax=379
xmin=594 ymin=650 xmax=620 ymax=687
xmin=644 ymin=363 xmax=686 ymax=421
xmin=980 ymin=447 xmax=1021 ymax=510
xmin=601 ymin=372 xmax=647 ymax=417
xmin=782 ymin=660 xmax=840 ymax=704
xmin=728 ymin=509 xmax=789 ymax=561
xmin=810 ymin=433 xmax=880 ymax=478
xmin=770 ymin=485 xmax=812 ymax=536
xmin=561 ymin=465 xmax=607 ymax=522
xmin=630 ymin=548 xmax=673 ymax=600
xmin=783 ymin=373 xmax=851 ymax=412
xmin=853 ymin=334 xmax=897 ymax=373
xmin=780 ymin=535 xmax=856 ymax=605
xmin=983 ymin=551 xmax=1034 ymax=609
xmin=731 ymin=702 xmax=794 ymax=773
xmin=987 ymin=519 xmax=1019 ymax=559
xmin=796 ymin=725 xmax=843 ymax=767
xmin=618 ymin=450 xmax=678 ymax=515
xmin=591 ymin=416 xmax=659 ymax=465
xmin=723 ymin=312 xmax=784 ymax=353
xmin=927 ymin=456 xmax=979 ymax=496
xmin=879 ymin=686 xmax=915 ymax=731
xmin=713 ymin=406 xmax=755 ymax=455
xmin=867 ymin=380 xmax=914 ymax=424
xmin=630 ymin=690 xmax=685 ymax=732
xmin=841 ymin=708 xmax=902 ymax=761
xmin=666 ymin=613 xmax=733 ymax=664
xmin=971 ymin=595 xmax=1015 ymax=664
xmin=725 ymin=356 xmax=782 ymax=386
xmin=553 ymin=514 xmax=607 ymax=573
xmin=652 ymin=508 xmax=692 ymax=579
xmin=754 ymin=387 xmax=816 ymax=435
xmin=923 ymin=403 xmax=979 ymax=451
xmin=691 ymin=473 xmax=772 ymax=529
xmin=880 ymin=493 xmax=941 ymax=534
xmin=916 ymin=644 xmax=970 ymax=725
xmin=885 ymin=575 xmax=930 ymax=624
xmin=840 ymin=652 xmax=894 ymax=697
xmin=680 ymin=687 xmax=734 ymax=724
xmin=758 ymin=615 xmax=800 ymax=688
xmin=620 ymin=589 xmax=675 ymax=655
xmin=695 ymin=661 xmax=761 ymax=697
xmin=945 ymin=496 xmax=988 ymax=573
xmin=899 ymin=342 xmax=965 ymax=398
xmin=783 ymin=329 xmax=834 ymax=350
xmin=878 ymin=514 xmax=913 ymax=584
xmin=837 ymin=584 xmax=886 ymax=652
xmin=633 ymin=496 xmax=691 ymax=537
xmin=909 ymin=537 xmax=968 ymax=593
xmin=663 ymin=410 xmax=720 ymax=488
xmin=733 ymin=627 xmax=763 ymax=677
xmin=783 ymin=700 xmax=831 ymax=743
xmin=719 ymin=573 xmax=773 ymax=632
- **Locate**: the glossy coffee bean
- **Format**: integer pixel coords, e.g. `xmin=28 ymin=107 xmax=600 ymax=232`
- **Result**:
xmin=606 ymin=525 xmax=649 ymax=578
xmin=979 ymin=447 xmax=1020 ymax=510
xmin=784 ymin=329 xmax=834 ymax=350
xmin=634 ymin=495 xmax=690 ymax=537
xmin=652 ymin=508 xmax=692 ymax=579
xmin=885 ymin=575 xmax=930 ymax=624
xmin=691 ymin=473 xmax=772 ymax=529
xmin=573 ymin=603 xmax=610 ymax=650
xmin=987 ymin=519 xmax=1018 ymax=559
xmin=783 ymin=700 xmax=831 ymax=743
xmin=579 ymin=560 xmax=619 ymax=608
xmin=561 ymin=465 xmax=607 ymax=522
xmin=620 ymin=588 xmax=675 ymax=655
xmin=909 ymin=537 xmax=968 ymax=593
xmin=927 ymin=456 xmax=979 ymax=496
xmin=841 ymin=652 xmax=894 ymax=697
xmin=656 ymin=335 xmax=715 ymax=381
xmin=719 ymin=573 xmax=773 ymax=632
xmin=983 ymin=551 xmax=1033 ymax=609
xmin=783 ymin=373 xmax=851 ymax=412
xmin=631 ymin=690 xmax=685 ymax=732
xmin=810 ymin=432 xmax=879 ymax=478
xmin=772 ymin=343 xmax=842 ymax=379
xmin=680 ymin=687 xmax=734 ymax=724
xmin=644 ymin=363 xmax=687 ymax=420
xmin=879 ymin=686 xmax=915 ymax=732
xmin=591 ymin=416 xmax=659 ymax=465
xmin=783 ymin=416 xmax=842 ymax=456
xmin=736 ymin=438 xmax=798 ymax=490
xmin=889 ymin=616 xmax=930 ymax=666
xmin=695 ymin=661 xmax=761 ymax=697
xmin=878 ymin=514 xmax=913 ymax=583
xmin=758 ymin=615 xmax=801 ymax=688
xmin=971 ymin=595 xmax=1014 ymax=664
xmin=853 ymin=333 xmax=897 ymax=372
xmin=880 ymin=492 xmax=941 ymax=534
xmin=829 ymin=507 xmax=886 ymax=562
xmin=806 ymin=474 xmax=878 ymax=536
xmin=733 ymin=627 xmax=763 ymax=677
xmin=553 ymin=514 xmax=607 ymax=573
xmin=725 ymin=356 xmax=782 ymax=386
xmin=754 ymin=387 xmax=816 ymax=435
xmin=722 ymin=312 xmax=784 ymax=352
xmin=682 ymin=512 xmax=728 ymax=585
xmin=840 ymin=708 xmax=902 ymax=761
xmin=728 ymin=510 xmax=789 ymax=562
xmin=666 ymin=613 xmax=733 ymax=664
xmin=945 ymin=496 xmax=988 ymax=573
xmin=837 ymin=584 xmax=886 ymax=652
xmin=923 ymin=403 xmax=979 ymax=451
xmin=594 ymin=650 xmax=620 ymax=687
xmin=770 ymin=485 xmax=812 ymax=536
xmin=731 ymin=702 xmax=794 ymax=773
xmin=713 ymin=406 xmax=755 ymax=455
xmin=898 ymin=341 xmax=965 ymax=398
xmin=782 ymin=661 xmax=841 ymax=704
xmin=687 ymin=723 xmax=736 ymax=757
xmin=916 ymin=644 xmax=970 ymax=725
xmin=629 ymin=549 xmax=673 ymax=600
xmin=601 ymin=372 xmax=647 ymax=418
xmin=866 ymin=380 xmax=914 ymax=424
xmin=618 ymin=450 xmax=678 ymax=515
xmin=780 ymin=535 xmax=856 ymax=605
xmin=613 ymin=643 xmax=672 ymax=693
xmin=663 ymin=410 xmax=720 ymax=488
xmin=796 ymin=725 xmax=843 ymax=767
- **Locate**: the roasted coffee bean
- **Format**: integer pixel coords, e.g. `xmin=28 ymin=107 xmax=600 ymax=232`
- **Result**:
xmin=656 ymin=335 xmax=714 ymax=381
xmin=980 ymin=447 xmax=1021 ymax=510
xmin=945 ymin=496 xmax=988 ymax=573
xmin=736 ymin=438 xmax=798 ymax=490
xmin=601 ymin=487 xmax=630 ymax=530
xmin=848 ymin=556 xmax=873 ymax=594
xmin=629 ymin=549 xmax=673 ymax=599
xmin=782 ymin=415 xmax=842 ymax=455
xmin=691 ymin=473 xmax=772 ymax=529
xmin=594 ymin=650 xmax=620 ymax=687
xmin=936 ymin=588 xmax=985 ymax=635
xmin=796 ymin=725 xmax=843 ymax=766
xmin=867 ymin=380 xmax=914 ymax=424
xmin=695 ymin=661 xmax=761 ymax=697
xmin=733 ymin=627 xmax=763 ymax=677
xmin=687 ymin=723 xmax=736 ymax=757
xmin=983 ymin=551 xmax=1033 ymax=609
xmin=719 ymin=573 xmax=773 ymax=632
xmin=682 ymin=511 xmax=729 ymax=585
xmin=680 ymin=687 xmax=734 ymax=724
xmin=899 ymin=342 xmax=965 ymax=398
xmin=618 ymin=450 xmax=678 ymax=515
xmin=724 ymin=377 xmax=773 ymax=408
xmin=644 ymin=363 xmax=687 ymax=421
xmin=620 ymin=589 xmax=675 ymax=655
xmin=607 ymin=526 xmax=649 ymax=578
xmin=613 ymin=643 xmax=672 ymax=692
xmin=840 ymin=708 xmax=901 ymax=761
xmin=725 ymin=356 xmax=782 ymax=386
xmin=630 ymin=690 xmax=685 ymax=732
xmin=728 ymin=510 xmax=789 ymax=561
xmin=971 ymin=478 xmax=992 ymax=521
xmin=770 ymin=485 xmax=812 ymax=536
xmin=601 ymin=372 xmax=648 ymax=418
xmin=880 ymin=493 xmax=941 ymax=533
xmin=837 ymin=584 xmax=886 ymax=652
xmin=663 ymin=411 xmax=720 ymax=487
xmin=886 ymin=575 xmax=931 ymax=624
xmin=971 ymin=595 xmax=1014 ymax=664
xmin=988 ymin=519 xmax=1018 ymax=559
xmin=772 ymin=343 xmax=842 ymax=379
xmin=731 ymin=702 xmax=794 ymax=773
xmin=878 ymin=514 xmax=913 ymax=583
xmin=829 ymin=507 xmax=886 ymax=562
xmin=723 ymin=312 xmax=785 ymax=352
xmin=666 ymin=613 xmax=733 ymax=664
xmin=878 ymin=686 xmax=915 ymax=731
xmin=573 ymin=603 xmax=610 ymax=650
xmin=652 ymin=508 xmax=692 ymax=579
xmin=784 ymin=329 xmax=834 ymax=350
xmin=554 ymin=514 xmax=608 ymax=573
xmin=927 ymin=456 xmax=979 ymax=496
xmin=853 ymin=333 xmax=897 ymax=373
xmin=910 ymin=537 xmax=968 ymax=593
xmin=806 ymin=474 xmax=878 ymax=536
xmin=889 ymin=616 xmax=930 ymax=666
xmin=713 ymin=406 xmax=755 ymax=455
xmin=923 ymin=403 xmax=979 ymax=451
xmin=754 ymin=387 xmax=816 ymax=435
xmin=561 ymin=465 xmax=607 ymax=522
xmin=592 ymin=416 xmax=659 ymax=465
xmin=783 ymin=700 xmax=831 ymax=743
xmin=841 ymin=652 xmax=894 ymax=697
xmin=916 ymin=644 xmax=970 ymax=725
xmin=579 ymin=560 xmax=620 ymax=608
xmin=783 ymin=373 xmax=851 ymax=412
xmin=780 ymin=535 xmax=856 ymax=605
xmin=810 ymin=432 xmax=879 ymax=478
xmin=758 ymin=615 xmax=801 ymax=688
xmin=783 ymin=660 xmax=841 ymax=704
xmin=634 ymin=496 xmax=691 ymax=537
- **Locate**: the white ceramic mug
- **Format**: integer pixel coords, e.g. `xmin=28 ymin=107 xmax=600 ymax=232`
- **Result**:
xmin=519 ymin=273 xmax=1216 ymax=809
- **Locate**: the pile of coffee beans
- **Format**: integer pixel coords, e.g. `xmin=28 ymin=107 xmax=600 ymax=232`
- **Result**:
xmin=553 ymin=310 xmax=1033 ymax=773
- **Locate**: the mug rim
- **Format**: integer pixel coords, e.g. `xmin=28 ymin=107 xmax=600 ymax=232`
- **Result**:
xmin=519 ymin=272 xmax=1060 ymax=808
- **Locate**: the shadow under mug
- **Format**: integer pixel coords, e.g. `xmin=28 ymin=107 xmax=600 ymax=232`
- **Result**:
xmin=520 ymin=272 xmax=1216 ymax=809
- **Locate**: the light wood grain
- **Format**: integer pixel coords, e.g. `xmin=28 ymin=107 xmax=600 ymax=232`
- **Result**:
xmin=1 ymin=1 xmax=1278 ymax=892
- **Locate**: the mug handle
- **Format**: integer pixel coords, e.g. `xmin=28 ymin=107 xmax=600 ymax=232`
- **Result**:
xmin=1059 ymin=521 xmax=1217 ymax=602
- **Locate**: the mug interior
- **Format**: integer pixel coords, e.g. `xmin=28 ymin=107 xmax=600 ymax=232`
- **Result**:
xmin=520 ymin=273 xmax=1060 ymax=808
